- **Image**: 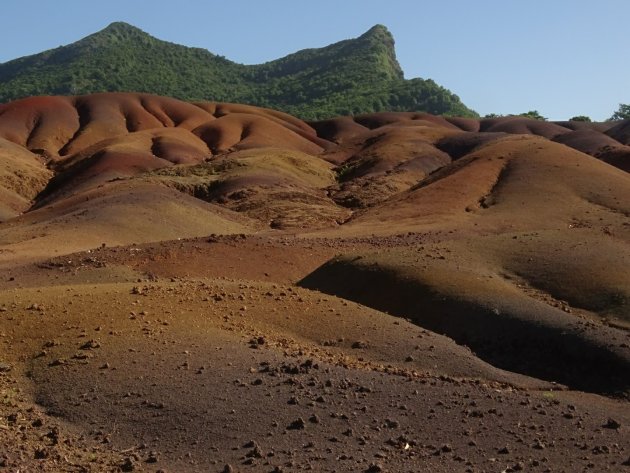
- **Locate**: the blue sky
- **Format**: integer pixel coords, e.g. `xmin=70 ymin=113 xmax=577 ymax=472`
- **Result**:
xmin=0 ymin=0 xmax=627 ymax=120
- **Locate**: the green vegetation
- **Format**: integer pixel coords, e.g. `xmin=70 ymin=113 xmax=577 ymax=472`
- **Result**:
xmin=518 ymin=110 xmax=546 ymax=121
xmin=569 ymin=115 xmax=591 ymax=122
xmin=0 ymin=22 xmax=477 ymax=120
xmin=609 ymin=103 xmax=630 ymax=121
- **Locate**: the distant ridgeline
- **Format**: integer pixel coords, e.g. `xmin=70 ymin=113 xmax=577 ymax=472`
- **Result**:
xmin=0 ymin=22 xmax=476 ymax=120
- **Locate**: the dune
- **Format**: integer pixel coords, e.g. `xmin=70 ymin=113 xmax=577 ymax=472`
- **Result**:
xmin=0 ymin=93 xmax=628 ymax=472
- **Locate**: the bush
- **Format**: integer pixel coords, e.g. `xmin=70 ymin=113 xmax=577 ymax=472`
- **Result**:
xmin=609 ymin=104 xmax=630 ymax=121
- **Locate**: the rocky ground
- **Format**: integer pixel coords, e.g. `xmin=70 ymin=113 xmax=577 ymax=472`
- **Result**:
xmin=0 ymin=94 xmax=628 ymax=471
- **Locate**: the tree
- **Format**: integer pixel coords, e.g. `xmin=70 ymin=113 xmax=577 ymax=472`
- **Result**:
xmin=569 ymin=115 xmax=591 ymax=122
xmin=609 ymin=103 xmax=630 ymax=121
xmin=519 ymin=110 xmax=546 ymax=121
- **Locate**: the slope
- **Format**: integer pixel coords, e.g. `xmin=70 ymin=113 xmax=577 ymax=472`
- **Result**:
xmin=0 ymin=22 xmax=476 ymax=119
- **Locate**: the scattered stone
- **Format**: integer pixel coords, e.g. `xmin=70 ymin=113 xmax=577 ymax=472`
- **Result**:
xmin=120 ymin=457 xmax=135 ymax=472
xmin=592 ymin=445 xmax=610 ymax=455
xmin=603 ymin=418 xmax=621 ymax=429
xmin=498 ymin=446 xmax=510 ymax=454
xmin=351 ymin=340 xmax=368 ymax=349
xmin=287 ymin=418 xmax=306 ymax=430
xmin=385 ymin=418 xmax=399 ymax=429
xmin=34 ymin=448 xmax=48 ymax=459
xmin=245 ymin=444 xmax=263 ymax=458
xmin=532 ymin=439 xmax=546 ymax=450
xmin=0 ymin=363 xmax=11 ymax=372
xmin=48 ymin=358 xmax=66 ymax=367
xmin=365 ymin=463 xmax=383 ymax=473
xmin=80 ymin=339 xmax=101 ymax=350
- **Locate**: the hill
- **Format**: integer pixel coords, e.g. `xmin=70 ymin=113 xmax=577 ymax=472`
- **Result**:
xmin=0 ymin=22 xmax=476 ymax=119
xmin=0 ymin=93 xmax=629 ymax=472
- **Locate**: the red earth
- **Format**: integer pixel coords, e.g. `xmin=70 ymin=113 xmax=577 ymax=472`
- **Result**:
xmin=0 ymin=93 xmax=628 ymax=472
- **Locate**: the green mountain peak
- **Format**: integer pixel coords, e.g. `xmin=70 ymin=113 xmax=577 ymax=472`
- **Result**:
xmin=0 ymin=23 xmax=476 ymax=119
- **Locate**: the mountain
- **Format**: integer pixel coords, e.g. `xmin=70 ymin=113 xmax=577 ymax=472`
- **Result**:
xmin=0 ymin=22 xmax=476 ymax=119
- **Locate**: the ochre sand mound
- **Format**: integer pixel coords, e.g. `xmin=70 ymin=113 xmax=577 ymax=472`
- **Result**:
xmin=0 ymin=93 xmax=628 ymax=472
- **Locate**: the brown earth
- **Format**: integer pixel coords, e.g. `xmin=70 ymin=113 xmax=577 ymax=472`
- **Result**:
xmin=0 ymin=93 xmax=628 ymax=472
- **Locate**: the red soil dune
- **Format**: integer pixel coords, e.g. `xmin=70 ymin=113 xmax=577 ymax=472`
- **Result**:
xmin=0 ymin=93 xmax=629 ymax=472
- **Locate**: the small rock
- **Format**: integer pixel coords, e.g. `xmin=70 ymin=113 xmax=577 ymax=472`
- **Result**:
xmin=532 ymin=439 xmax=545 ymax=450
xmin=0 ymin=363 xmax=11 ymax=372
xmin=120 ymin=457 xmax=135 ymax=472
xmin=34 ymin=448 xmax=48 ymax=459
xmin=246 ymin=445 xmax=263 ymax=458
xmin=603 ymin=418 xmax=621 ymax=429
xmin=287 ymin=418 xmax=306 ymax=430
xmin=498 ymin=446 xmax=510 ymax=454
xmin=80 ymin=339 xmax=101 ymax=350
xmin=385 ymin=418 xmax=399 ymax=429
xmin=365 ymin=463 xmax=383 ymax=473
xmin=351 ymin=340 xmax=368 ymax=349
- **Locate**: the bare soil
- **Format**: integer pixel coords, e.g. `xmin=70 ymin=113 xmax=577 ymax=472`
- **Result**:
xmin=0 ymin=93 xmax=628 ymax=472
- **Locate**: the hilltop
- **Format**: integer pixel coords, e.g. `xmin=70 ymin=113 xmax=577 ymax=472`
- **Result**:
xmin=0 ymin=22 xmax=475 ymax=119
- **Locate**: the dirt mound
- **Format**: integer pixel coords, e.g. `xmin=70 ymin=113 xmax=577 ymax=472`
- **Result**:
xmin=148 ymin=147 xmax=349 ymax=229
xmin=607 ymin=119 xmax=630 ymax=145
xmin=0 ymin=94 xmax=629 ymax=472
xmin=0 ymin=138 xmax=52 ymax=219
xmin=480 ymin=116 xmax=571 ymax=139
xmin=299 ymin=242 xmax=630 ymax=394
xmin=0 ymin=180 xmax=257 ymax=263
